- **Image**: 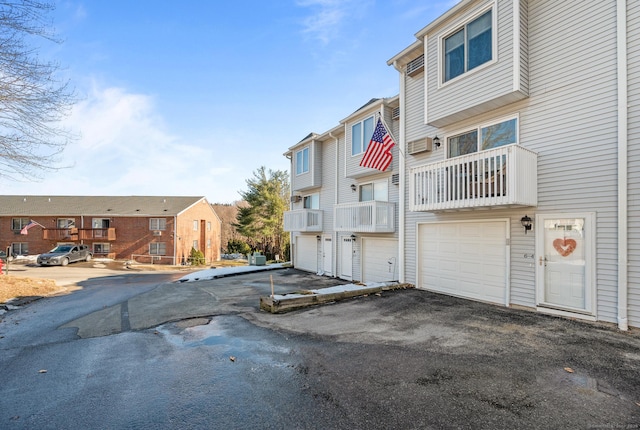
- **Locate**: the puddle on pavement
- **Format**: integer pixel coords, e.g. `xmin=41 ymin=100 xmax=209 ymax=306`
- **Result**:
xmin=559 ymin=370 xmax=622 ymax=398
xmin=155 ymin=316 xmax=293 ymax=368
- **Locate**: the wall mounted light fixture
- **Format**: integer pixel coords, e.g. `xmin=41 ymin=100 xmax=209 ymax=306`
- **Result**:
xmin=350 ymin=234 xmax=356 ymax=240
xmin=433 ymin=136 xmax=441 ymax=148
xmin=521 ymin=215 xmax=532 ymax=234
xmin=350 ymin=184 xmax=357 ymax=192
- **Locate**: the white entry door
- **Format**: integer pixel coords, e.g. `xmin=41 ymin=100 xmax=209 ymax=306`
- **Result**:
xmin=535 ymin=213 xmax=595 ymax=315
xmin=322 ymin=236 xmax=333 ymax=276
xmin=340 ymin=237 xmax=353 ymax=280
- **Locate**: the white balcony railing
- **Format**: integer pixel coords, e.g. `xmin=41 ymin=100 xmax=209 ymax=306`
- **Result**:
xmin=410 ymin=144 xmax=537 ymax=211
xmin=334 ymin=201 xmax=395 ymax=233
xmin=283 ymin=209 xmax=323 ymax=232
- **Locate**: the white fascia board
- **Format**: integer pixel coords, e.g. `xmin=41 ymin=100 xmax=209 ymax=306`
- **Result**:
xmin=414 ymin=0 xmax=475 ymax=38
xmin=387 ymin=39 xmax=423 ymax=67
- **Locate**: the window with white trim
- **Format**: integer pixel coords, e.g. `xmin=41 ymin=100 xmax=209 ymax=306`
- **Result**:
xmin=351 ymin=116 xmax=374 ymax=156
xmin=11 ymin=243 xmax=28 ymax=255
xmin=295 ymin=147 xmax=309 ymax=175
xmin=11 ymin=218 xmax=29 ymax=231
xmin=57 ymin=218 xmax=75 ymax=228
xmin=193 ymin=220 xmax=198 ymax=231
xmin=303 ymin=193 xmax=319 ymax=209
xmin=207 ymin=221 xmax=211 ymax=231
xmin=443 ymin=8 xmax=493 ymax=82
xmin=447 ymin=117 xmax=518 ymax=158
xmin=359 ymin=180 xmax=388 ymax=202
xmin=149 ymin=218 xmax=167 ymax=230
xmin=193 ymin=240 xmax=198 ymax=250
xmin=150 ymin=242 xmax=166 ymax=255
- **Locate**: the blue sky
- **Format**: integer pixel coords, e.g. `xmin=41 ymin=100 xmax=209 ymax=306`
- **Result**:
xmin=3 ymin=0 xmax=457 ymax=204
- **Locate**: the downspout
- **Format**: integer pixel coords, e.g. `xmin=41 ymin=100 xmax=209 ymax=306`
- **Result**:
xmin=174 ymin=215 xmax=178 ymax=265
xmin=330 ymin=131 xmax=339 ymax=277
xmin=286 ymin=153 xmax=293 ymax=265
xmin=617 ymin=0 xmax=628 ymax=331
xmin=395 ymin=60 xmax=406 ymax=284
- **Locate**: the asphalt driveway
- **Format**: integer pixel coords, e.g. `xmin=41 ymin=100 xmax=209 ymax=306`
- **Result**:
xmin=2 ymin=266 xmax=640 ymax=428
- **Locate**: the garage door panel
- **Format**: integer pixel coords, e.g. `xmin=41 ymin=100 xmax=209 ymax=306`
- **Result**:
xmin=295 ymin=236 xmax=317 ymax=273
xmin=362 ymin=238 xmax=398 ymax=283
xmin=419 ymin=221 xmax=507 ymax=305
xmin=460 ymin=224 xmax=482 ymax=237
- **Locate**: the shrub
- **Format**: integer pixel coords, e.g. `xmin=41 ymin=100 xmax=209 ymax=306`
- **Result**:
xmin=226 ymin=239 xmax=251 ymax=256
xmin=189 ymin=248 xmax=205 ymax=266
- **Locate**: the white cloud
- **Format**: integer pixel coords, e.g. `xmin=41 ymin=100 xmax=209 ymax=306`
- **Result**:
xmin=2 ymin=83 xmax=252 ymax=203
xmin=297 ymin=0 xmax=370 ymax=46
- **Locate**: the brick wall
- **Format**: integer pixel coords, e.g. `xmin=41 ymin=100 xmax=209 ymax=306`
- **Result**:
xmin=0 ymin=201 xmax=222 ymax=264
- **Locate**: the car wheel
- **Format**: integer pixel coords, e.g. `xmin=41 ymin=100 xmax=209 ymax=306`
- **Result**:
xmin=61 ymin=258 xmax=69 ymax=266
xmin=85 ymin=254 xmax=92 ymax=262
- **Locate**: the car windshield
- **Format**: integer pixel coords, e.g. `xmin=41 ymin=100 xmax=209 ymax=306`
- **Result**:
xmin=50 ymin=245 xmax=72 ymax=253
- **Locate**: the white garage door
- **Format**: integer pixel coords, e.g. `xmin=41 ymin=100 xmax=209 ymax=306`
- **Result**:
xmin=362 ymin=238 xmax=399 ymax=283
xmin=418 ymin=221 xmax=508 ymax=305
xmin=295 ymin=235 xmax=318 ymax=273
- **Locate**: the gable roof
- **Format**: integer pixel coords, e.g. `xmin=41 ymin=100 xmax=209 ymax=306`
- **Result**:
xmin=0 ymin=195 xmax=207 ymax=217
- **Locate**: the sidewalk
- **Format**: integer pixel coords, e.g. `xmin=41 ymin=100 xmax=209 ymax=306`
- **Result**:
xmin=176 ymin=263 xmax=288 ymax=282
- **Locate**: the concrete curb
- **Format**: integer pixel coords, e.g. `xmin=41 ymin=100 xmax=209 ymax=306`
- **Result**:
xmin=260 ymin=282 xmax=414 ymax=314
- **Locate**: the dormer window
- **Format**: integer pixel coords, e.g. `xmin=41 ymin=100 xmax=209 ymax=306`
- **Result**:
xmin=296 ymin=147 xmax=309 ymax=175
xmin=443 ymin=8 xmax=493 ymax=82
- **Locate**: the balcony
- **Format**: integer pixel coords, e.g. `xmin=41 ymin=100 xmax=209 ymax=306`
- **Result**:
xmin=79 ymin=228 xmax=116 ymax=240
xmin=43 ymin=227 xmax=117 ymax=241
xmin=410 ymin=144 xmax=537 ymax=212
xmin=43 ymin=228 xmax=78 ymax=241
xmin=283 ymin=209 xmax=323 ymax=232
xmin=334 ymin=201 xmax=395 ymax=233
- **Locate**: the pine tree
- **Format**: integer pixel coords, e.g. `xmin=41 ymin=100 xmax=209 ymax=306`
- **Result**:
xmin=235 ymin=167 xmax=290 ymax=261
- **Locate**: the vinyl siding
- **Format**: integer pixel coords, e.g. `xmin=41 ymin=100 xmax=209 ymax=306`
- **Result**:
xmin=402 ymin=0 xmax=621 ymax=324
xmin=404 ymin=70 xmax=438 ymax=282
xmin=339 ymin=105 xmax=400 ymax=280
xmin=292 ymin=140 xmax=322 ymax=192
xmin=426 ymin=0 xmax=528 ymax=127
xmin=627 ymin=0 xmax=640 ymax=328
xmin=526 ymin=0 xmax=618 ymax=322
xmin=320 ymin=137 xmax=337 ymax=233
xmin=344 ymin=105 xmax=400 ymax=179
xmin=517 ymin=0 xmax=529 ymax=96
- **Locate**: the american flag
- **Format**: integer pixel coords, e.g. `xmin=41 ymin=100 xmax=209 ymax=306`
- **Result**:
xmin=359 ymin=118 xmax=395 ymax=171
xmin=20 ymin=220 xmax=42 ymax=235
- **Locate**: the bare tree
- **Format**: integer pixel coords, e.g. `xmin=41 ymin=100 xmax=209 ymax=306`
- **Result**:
xmin=0 ymin=0 xmax=75 ymax=180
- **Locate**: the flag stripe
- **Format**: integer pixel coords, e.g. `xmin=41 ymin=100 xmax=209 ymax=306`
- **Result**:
xmin=20 ymin=220 xmax=42 ymax=235
xmin=359 ymin=118 xmax=395 ymax=171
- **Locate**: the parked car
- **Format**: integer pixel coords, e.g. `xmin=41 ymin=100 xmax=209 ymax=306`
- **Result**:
xmin=37 ymin=245 xmax=92 ymax=266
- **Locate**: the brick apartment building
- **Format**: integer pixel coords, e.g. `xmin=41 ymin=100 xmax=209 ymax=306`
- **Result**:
xmin=0 ymin=195 xmax=222 ymax=264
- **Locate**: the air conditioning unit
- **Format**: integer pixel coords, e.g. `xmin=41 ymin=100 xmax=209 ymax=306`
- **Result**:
xmin=406 ymin=54 xmax=425 ymax=77
xmin=290 ymin=195 xmax=302 ymax=203
xmin=407 ymin=137 xmax=433 ymax=155
xmin=153 ymin=230 xmax=162 ymax=236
